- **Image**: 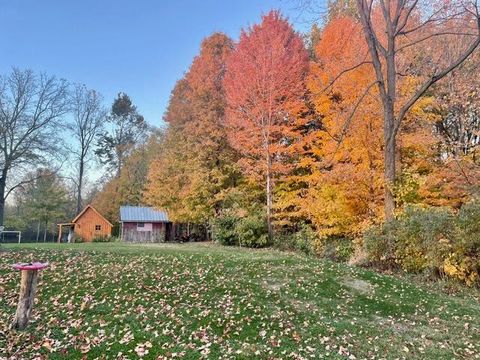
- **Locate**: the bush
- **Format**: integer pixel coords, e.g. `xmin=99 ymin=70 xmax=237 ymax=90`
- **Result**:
xmin=292 ymin=224 xmax=317 ymax=256
xmin=321 ymin=237 xmax=355 ymax=262
xmin=92 ymin=235 xmax=112 ymax=243
xmin=212 ymin=211 xmax=240 ymax=246
xmin=273 ymin=224 xmax=316 ymax=255
xmin=364 ymin=202 xmax=480 ymax=286
xmin=212 ymin=211 xmax=270 ymax=248
xmin=236 ymin=215 xmax=269 ymax=248
xmin=274 ymin=224 xmax=354 ymax=261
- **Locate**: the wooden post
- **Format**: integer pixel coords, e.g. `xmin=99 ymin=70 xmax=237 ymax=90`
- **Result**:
xmin=12 ymin=270 xmax=39 ymax=330
xmin=11 ymin=263 xmax=48 ymax=330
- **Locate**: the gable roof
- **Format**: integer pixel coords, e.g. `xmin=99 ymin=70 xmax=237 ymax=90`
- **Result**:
xmin=72 ymin=205 xmax=113 ymax=227
xmin=120 ymin=206 xmax=169 ymax=222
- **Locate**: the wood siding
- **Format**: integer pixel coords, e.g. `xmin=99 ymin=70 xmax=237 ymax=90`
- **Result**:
xmin=74 ymin=207 xmax=112 ymax=242
xmin=122 ymin=222 xmax=167 ymax=243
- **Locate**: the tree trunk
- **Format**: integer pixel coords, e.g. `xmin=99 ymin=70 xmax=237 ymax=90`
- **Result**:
xmin=43 ymin=222 xmax=47 ymax=243
xmin=36 ymin=222 xmax=40 ymax=243
xmin=11 ymin=270 xmax=39 ymax=330
xmin=266 ymin=152 xmax=273 ymax=242
xmin=76 ymin=155 xmax=85 ymax=214
xmin=384 ymin=129 xmax=396 ymax=221
xmin=0 ymin=173 xmax=6 ymax=227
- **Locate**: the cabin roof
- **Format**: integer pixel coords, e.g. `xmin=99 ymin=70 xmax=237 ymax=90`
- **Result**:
xmin=72 ymin=205 xmax=113 ymax=227
xmin=120 ymin=206 xmax=169 ymax=222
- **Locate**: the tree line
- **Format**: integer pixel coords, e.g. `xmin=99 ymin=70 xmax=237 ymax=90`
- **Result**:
xmin=140 ymin=2 xmax=480 ymax=244
xmin=3 ymin=0 xmax=480 ymax=258
xmin=0 ymin=71 xmax=148 ymax=240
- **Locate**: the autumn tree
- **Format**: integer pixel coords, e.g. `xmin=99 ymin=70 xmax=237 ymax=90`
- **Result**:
xmin=352 ymin=0 xmax=480 ymax=220
xmin=415 ymin=53 xmax=480 ymax=207
xmin=68 ymin=84 xmax=106 ymax=214
xmin=146 ymin=33 xmax=240 ymax=226
xmin=435 ymin=56 xmax=480 ymax=161
xmin=0 ymin=69 xmax=69 ymax=226
xmin=303 ymin=13 xmax=439 ymax=236
xmin=223 ymin=10 xmax=309 ymax=239
xmin=96 ymin=92 xmax=148 ymax=176
xmin=93 ymin=133 xmax=161 ymax=222
xmin=304 ymin=15 xmax=385 ymax=236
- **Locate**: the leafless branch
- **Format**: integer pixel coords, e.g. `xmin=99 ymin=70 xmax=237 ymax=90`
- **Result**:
xmin=395 ymin=19 xmax=480 ymax=135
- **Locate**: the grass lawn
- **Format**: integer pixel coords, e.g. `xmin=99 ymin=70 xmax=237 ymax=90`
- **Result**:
xmin=0 ymin=242 xmax=479 ymax=359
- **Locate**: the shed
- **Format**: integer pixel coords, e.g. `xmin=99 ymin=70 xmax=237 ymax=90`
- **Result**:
xmin=120 ymin=206 xmax=171 ymax=243
xmin=57 ymin=205 xmax=113 ymax=242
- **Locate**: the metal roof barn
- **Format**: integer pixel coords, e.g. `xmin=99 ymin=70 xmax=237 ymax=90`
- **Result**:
xmin=120 ymin=206 xmax=169 ymax=222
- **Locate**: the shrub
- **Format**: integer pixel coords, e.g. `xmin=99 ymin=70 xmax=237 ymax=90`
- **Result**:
xmin=363 ymin=221 xmax=398 ymax=268
xmin=92 ymin=235 xmax=112 ymax=243
xmin=292 ymin=224 xmax=317 ymax=256
xmin=273 ymin=224 xmax=316 ymax=255
xmin=274 ymin=224 xmax=354 ymax=261
xmin=321 ymin=237 xmax=355 ymax=262
xmin=212 ymin=211 xmax=270 ymax=248
xmin=236 ymin=214 xmax=269 ymax=248
xmin=444 ymin=200 xmax=480 ymax=285
xmin=364 ymin=203 xmax=480 ymax=286
xmin=212 ymin=211 xmax=240 ymax=246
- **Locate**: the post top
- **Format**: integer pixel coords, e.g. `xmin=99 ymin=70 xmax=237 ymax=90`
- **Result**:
xmin=12 ymin=262 xmax=49 ymax=271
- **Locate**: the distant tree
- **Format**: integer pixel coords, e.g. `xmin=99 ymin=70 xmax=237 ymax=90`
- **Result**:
xmin=93 ymin=133 xmax=162 ymax=222
xmin=435 ymin=56 xmax=480 ymax=161
xmin=327 ymin=0 xmax=357 ymax=20
xmin=0 ymin=68 xmax=69 ymax=226
xmin=306 ymin=24 xmax=322 ymax=59
xmin=68 ymin=84 xmax=106 ymax=214
xmin=95 ymin=92 xmax=147 ymax=176
xmin=223 ymin=11 xmax=309 ymax=239
xmin=15 ymin=169 xmax=69 ymax=242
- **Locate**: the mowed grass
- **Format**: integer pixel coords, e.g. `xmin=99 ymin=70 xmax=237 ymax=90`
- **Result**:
xmin=0 ymin=243 xmax=479 ymax=359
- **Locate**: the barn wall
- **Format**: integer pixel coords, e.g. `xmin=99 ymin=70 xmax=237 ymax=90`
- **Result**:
xmin=74 ymin=208 xmax=112 ymax=242
xmin=122 ymin=222 xmax=167 ymax=243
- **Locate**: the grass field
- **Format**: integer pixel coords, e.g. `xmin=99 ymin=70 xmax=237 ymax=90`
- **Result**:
xmin=1 ymin=242 xmax=479 ymax=359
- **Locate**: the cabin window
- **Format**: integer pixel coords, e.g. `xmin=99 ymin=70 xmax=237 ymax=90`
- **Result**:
xmin=95 ymin=225 xmax=101 ymax=231
xmin=137 ymin=222 xmax=152 ymax=231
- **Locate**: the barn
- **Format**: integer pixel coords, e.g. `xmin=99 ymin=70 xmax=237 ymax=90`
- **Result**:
xmin=57 ymin=205 xmax=113 ymax=242
xmin=120 ymin=206 xmax=171 ymax=243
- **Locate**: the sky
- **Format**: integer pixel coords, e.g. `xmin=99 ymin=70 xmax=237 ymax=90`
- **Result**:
xmin=0 ymin=0 xmax=321 ymax=127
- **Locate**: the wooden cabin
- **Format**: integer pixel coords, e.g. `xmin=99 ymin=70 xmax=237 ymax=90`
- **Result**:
xmin=58 ymin=205 xmax=112 ymax=242
xmin=120 ymin=206 xmax=171 ymax=243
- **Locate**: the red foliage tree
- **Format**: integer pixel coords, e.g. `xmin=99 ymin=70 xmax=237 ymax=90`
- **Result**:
xmin=223 ymin=10 xmax=309 ymax=239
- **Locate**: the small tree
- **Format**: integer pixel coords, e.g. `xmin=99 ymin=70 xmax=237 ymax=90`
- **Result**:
xmin=15 ymin=169 xmax=69 ymax=242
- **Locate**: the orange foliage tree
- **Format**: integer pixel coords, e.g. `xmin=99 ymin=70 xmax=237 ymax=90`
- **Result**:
xmin=301 ymin=13 xmax=439 ymax=237
xmin=146 ymin=33 xmax=240 ymax=225
xmin=223 ymin=10 xmax=309 ymax=239
xmin=302 ymin=15 xmax=384 ymax=236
